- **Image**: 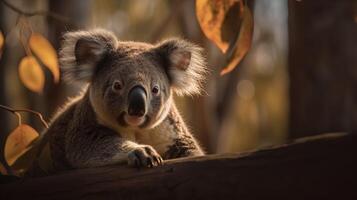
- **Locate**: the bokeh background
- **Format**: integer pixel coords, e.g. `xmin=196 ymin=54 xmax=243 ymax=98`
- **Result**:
xmin=0 ymin=0 xmax=356 ymax=162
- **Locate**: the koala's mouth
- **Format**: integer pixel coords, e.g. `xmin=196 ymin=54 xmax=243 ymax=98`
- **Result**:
xmin=124 ymin=115 xmax=146 ymax=126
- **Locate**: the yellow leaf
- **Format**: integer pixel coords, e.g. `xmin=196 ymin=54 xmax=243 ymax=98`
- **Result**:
xmin=196 ymin=0 xmax=243 ymax=53
xmin=29 ymin=33 xmax=60 ymax=83
xmin=12 ymin=134 xmax=53 ymax=175
xmin=0 ymin=30 xmax=4 ymax=58
xmin=220 ymin=5 xmax=253 ymax=75
xmin=11 ymin=137 xmax=40 ymax=173
xmin=5 ymin=124 xmax=39 ymax=166
xmin=11 ymin=134 xmax=53 ymax=175
xmin=19 ymin=56 xmax=45 ymax=93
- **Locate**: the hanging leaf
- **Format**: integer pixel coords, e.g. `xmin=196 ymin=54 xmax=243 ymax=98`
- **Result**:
xmin=220 ymin=5 xmax=253 ymax=75
xmin=10 ymin=137 xmax=40 ymax=173
xmin=12 ymin=134 xmax=53 ymax=176
xmin=0 ymin=30 xmax=4 ymax=58
xmin=19 ymin=56 xmax=45 ymax=93
xmin=196 ymin=0 xmax=243 ymax=53
xmin=5 ymin=124 xmax=39 ymax=166
xmin=29 ymin=33 xmax=60 ymax=83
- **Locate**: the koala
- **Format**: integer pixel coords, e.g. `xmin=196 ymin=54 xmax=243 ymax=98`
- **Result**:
xmin=42 ymin=29 xmax=207 ymax=171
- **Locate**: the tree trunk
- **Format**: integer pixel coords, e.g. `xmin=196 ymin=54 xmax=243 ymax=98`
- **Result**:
xmin=44 ymin=0 xmax=90 ymax=117
xmin=288 ymin=0 xmax=357 ymax=138
xmin=1 ymin=132 xmax=356 ymax=200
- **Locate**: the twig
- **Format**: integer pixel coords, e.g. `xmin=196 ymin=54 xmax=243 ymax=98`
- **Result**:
xmin=0 ymin=105 xmax=49 ymax=128
xmin=1 ymin=0 xmax=72 ymax=25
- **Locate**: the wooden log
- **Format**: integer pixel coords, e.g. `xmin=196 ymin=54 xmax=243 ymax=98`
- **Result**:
xmin=1 ymin=133 xmax=356 ymax=200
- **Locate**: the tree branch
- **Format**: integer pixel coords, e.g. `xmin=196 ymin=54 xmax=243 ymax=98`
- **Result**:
xmin=1 ymin=132 xmax=356 ymax=199
xmin=0 ymin=105 xmax=49 ymax=128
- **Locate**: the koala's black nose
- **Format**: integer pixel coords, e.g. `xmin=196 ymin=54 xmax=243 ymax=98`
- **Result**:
xmin=128 ymin=86 xmax=147 ymax=117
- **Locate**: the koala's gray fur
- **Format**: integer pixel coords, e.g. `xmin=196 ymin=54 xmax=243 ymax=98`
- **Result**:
xmin=38 ymin=29 xmax=207 ymax=172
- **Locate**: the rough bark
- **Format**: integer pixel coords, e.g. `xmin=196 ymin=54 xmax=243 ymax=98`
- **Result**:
xmin=288 ymin=0 xmax=357 ymax=138
xmin=1 ymin=132 xmax=356 ymax=200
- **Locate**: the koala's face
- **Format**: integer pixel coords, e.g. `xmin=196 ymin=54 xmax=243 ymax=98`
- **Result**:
xmin=60 ymin=29 xmax=207 ymax=129
xmin=90 ymin=44 xmax=172 ymax=129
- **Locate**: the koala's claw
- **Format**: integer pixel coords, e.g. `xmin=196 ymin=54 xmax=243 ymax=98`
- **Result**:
xmin=127 ymin=145 xmax=163 ymax=168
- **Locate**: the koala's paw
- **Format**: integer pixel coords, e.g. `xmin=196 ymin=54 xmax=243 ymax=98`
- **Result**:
xmin=127 ymin=145 xmax=163 ymax=168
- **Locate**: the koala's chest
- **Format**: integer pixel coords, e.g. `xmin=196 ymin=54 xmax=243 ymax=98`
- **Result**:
xmin=122 ymin=129 xmax=175 ymax=155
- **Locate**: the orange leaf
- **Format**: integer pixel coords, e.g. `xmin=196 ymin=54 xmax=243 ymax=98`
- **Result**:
xmin=10 ymin=137 xmax=41 ymax=173
xmin=11 ymin=134 xmax=53 ymax=174
xmin=220 ymin=5 xmax=253 ymax=75
xmin=5 ymin=124 xmax=39 ymax=166
xmin=19 ymin=56 xmax=45 ymax=93
xmin=0 ymin=30 xmax=4 ymax=58
xmin=196 ymin=0 xmax=243 ymax=53
xmin=29 ymin=33 xmax=60 ymax=83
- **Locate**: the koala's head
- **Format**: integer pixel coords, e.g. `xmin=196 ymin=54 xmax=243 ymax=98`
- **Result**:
xmin=60 ymin=29 xmax=207 ymax=130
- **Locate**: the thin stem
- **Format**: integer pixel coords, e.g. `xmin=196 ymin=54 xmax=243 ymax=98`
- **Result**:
xmin=14 ymin=112 xmax=22 ymax=126
xmin=0 ymin=105 xmax=49 ymax=128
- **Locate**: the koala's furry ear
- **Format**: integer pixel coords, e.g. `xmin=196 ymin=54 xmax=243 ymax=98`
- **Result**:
xmin=156 ymin=39 xmax=207 ymax=95
xmin=59 ymin=29 xmax=118 ymax=82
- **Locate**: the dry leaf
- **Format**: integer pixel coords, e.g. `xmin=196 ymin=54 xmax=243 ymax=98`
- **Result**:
xmin=5 ymin=124 xmax=39 ymax=166
xmin=10 ymin=137 xmax=40 ymax=173
xmin=29 ymin=33 xmax=60 ymax=83
xmin=0 ymin=30 xmax=4 ymax=58
xmin=12 ymin=133 xmax=53 ymax=174
xmin=19 ymin=56 xmax=45 ymax=93
xmin=220 ymin=5 xmax=253 ymax=75
xmin=196 ymin=0 xmax=243 ymax=53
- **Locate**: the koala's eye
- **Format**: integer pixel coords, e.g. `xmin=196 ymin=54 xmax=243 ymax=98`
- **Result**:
xmin=112 ymin=80 xmax=123 ymax=92
xmin=152 ymin=85 xmax=160 ymax=95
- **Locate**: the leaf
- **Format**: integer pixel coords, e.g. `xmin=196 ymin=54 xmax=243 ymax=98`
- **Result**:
xmin=19 ymin=56 xmax=45 ymax=93
xmin=196 ymin=0 xmax=243 ymax=53
xmin=11 ymin=137 xmax=40 ymax=173
xmin=12 ymin=134 xmax=53 ymax=175
xmin=5 ymin=124 xmax=39 ymax=166
xmin=220 ymin=5 xmax=253 ymax=75
xmin=0 ymin=30 xmax=4 ymax=58
xmin=29 ymin=33 xmax=60 ymax=83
